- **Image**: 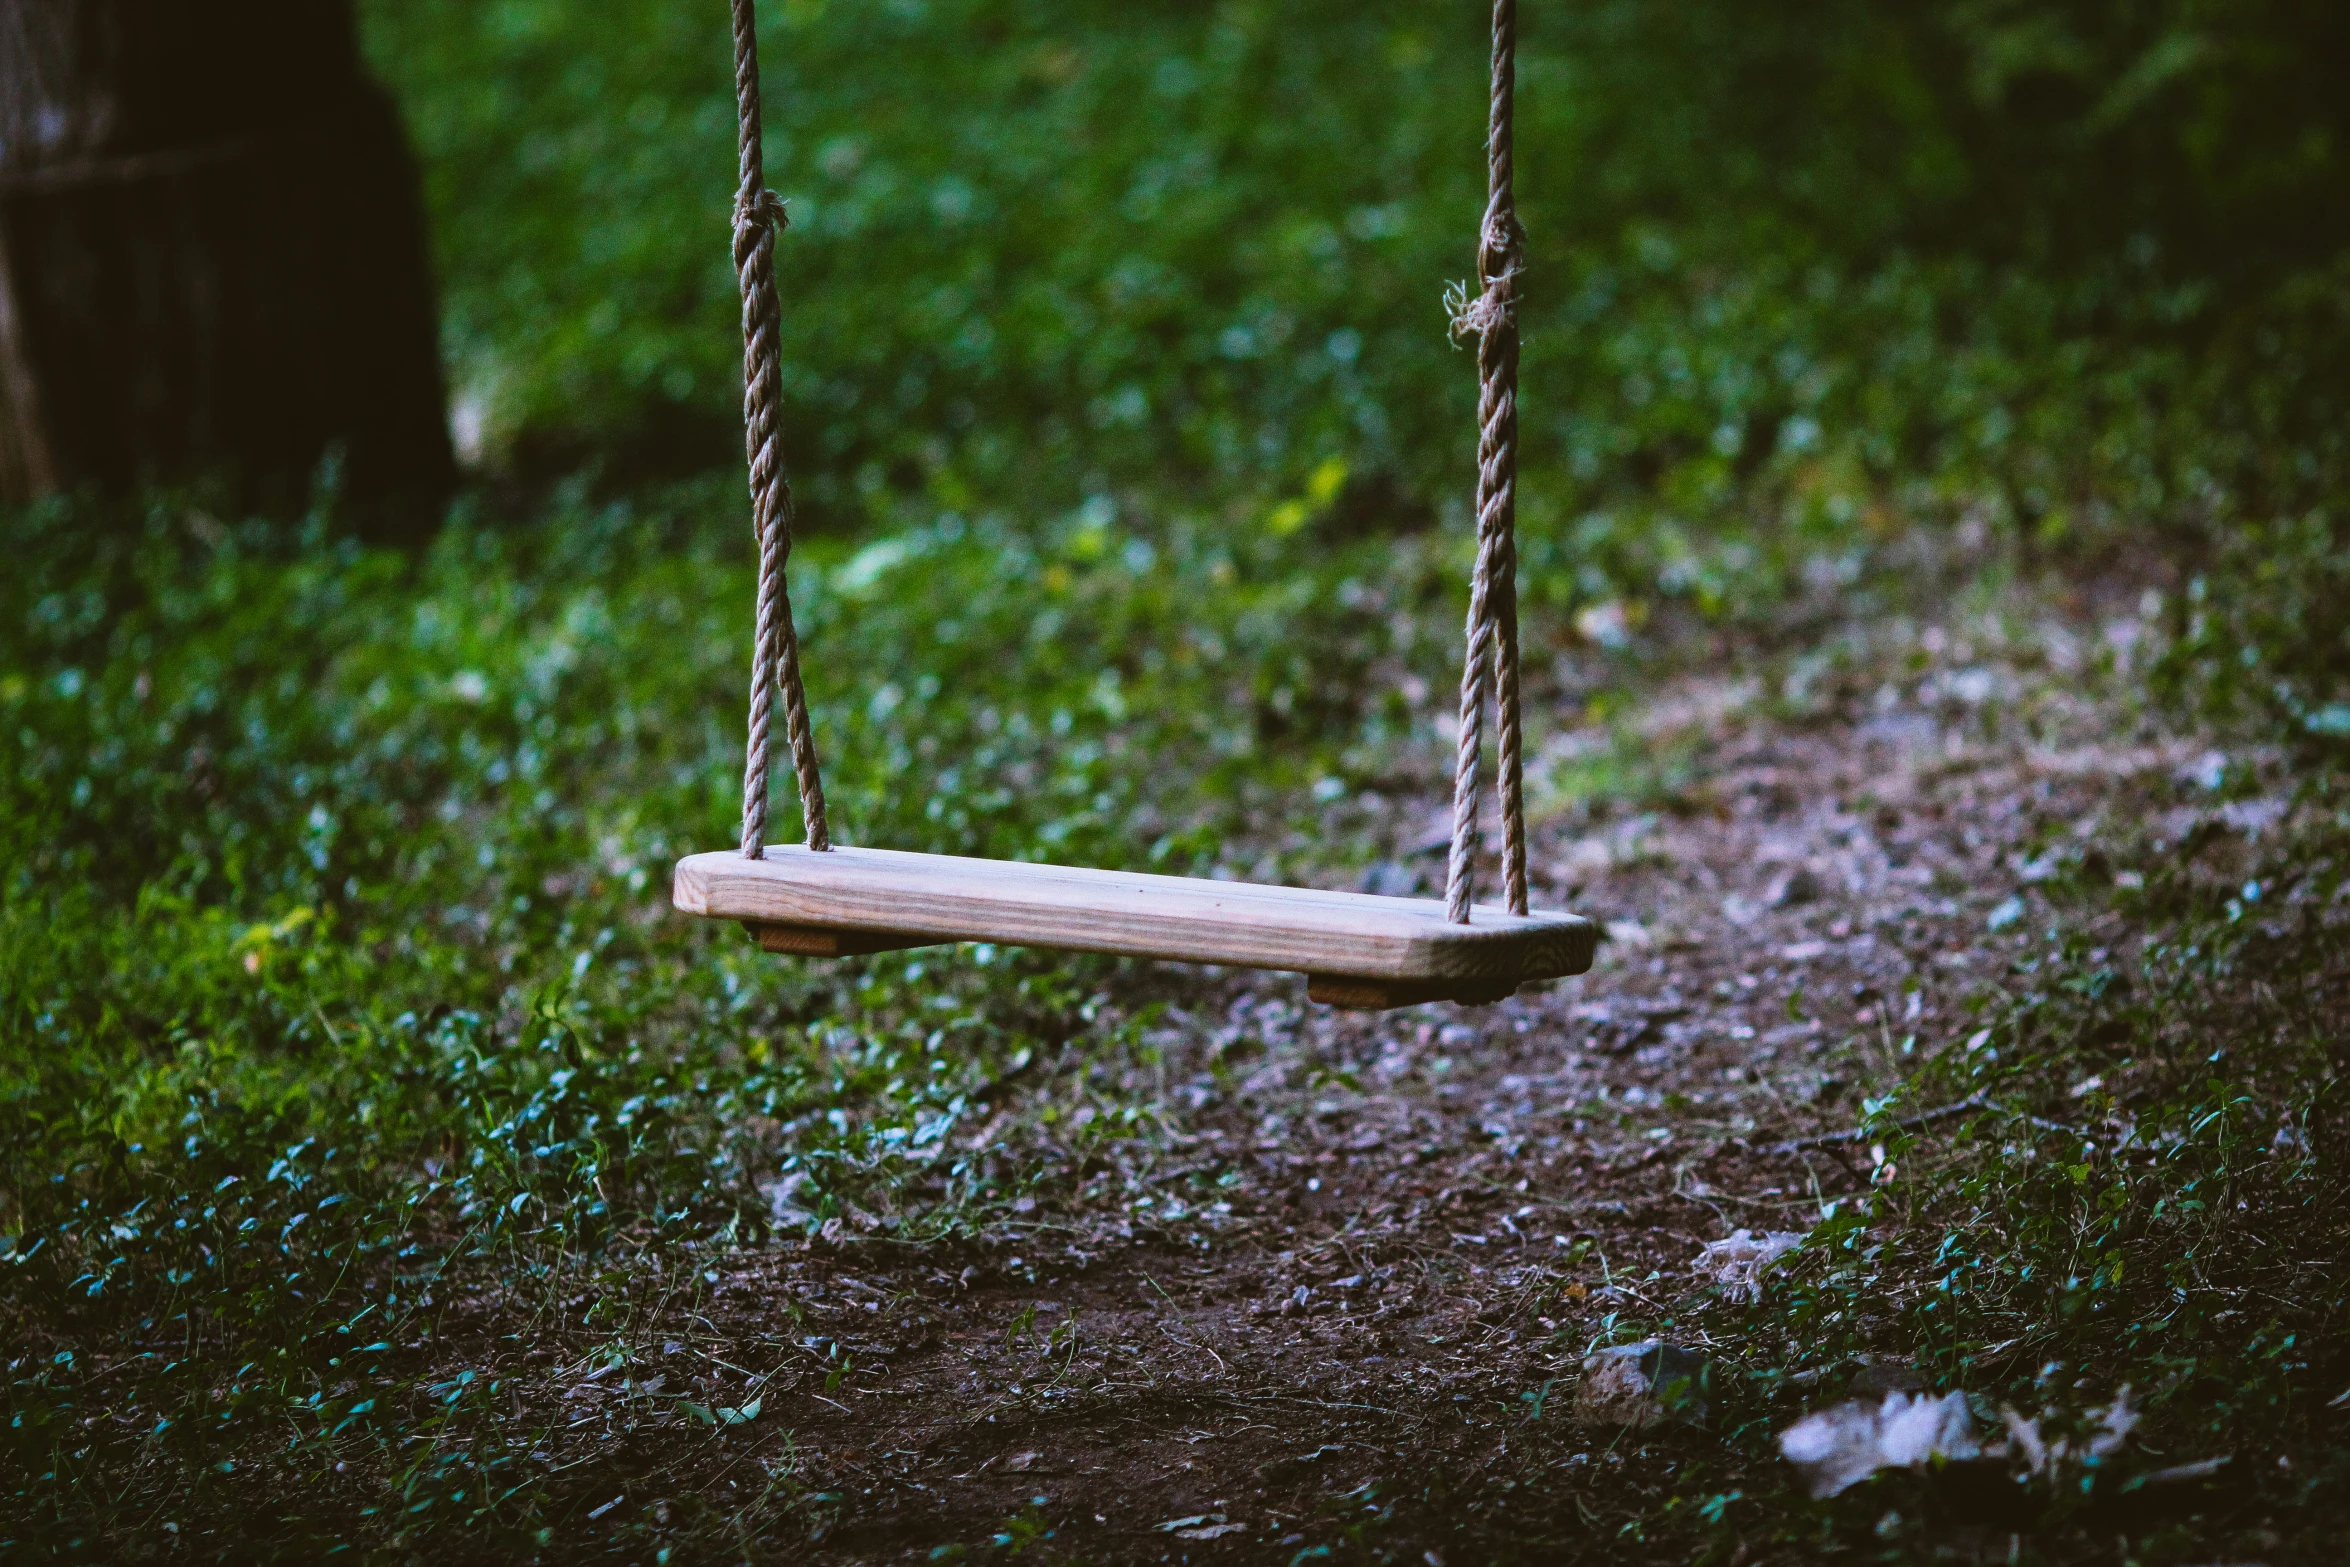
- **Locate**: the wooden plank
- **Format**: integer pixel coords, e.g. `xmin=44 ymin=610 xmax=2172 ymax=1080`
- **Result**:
xmin=675 ymin=846 xmax=1595 ymax=985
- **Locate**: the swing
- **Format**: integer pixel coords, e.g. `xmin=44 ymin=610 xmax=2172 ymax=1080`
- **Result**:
xmin=674 ymin=0 xmax=1592 ymax=1010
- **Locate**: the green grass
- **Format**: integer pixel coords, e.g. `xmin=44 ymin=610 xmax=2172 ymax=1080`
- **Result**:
xmin=0 ymin=482 xmax=1477 ymax=1550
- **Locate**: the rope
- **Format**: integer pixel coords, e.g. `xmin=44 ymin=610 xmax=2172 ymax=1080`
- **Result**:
xmin=1444 ymin=0 xmax=1528 ymax=924
xmin=717 ymin=0 xmax=1519 ymax=907
xmin=731 ymin=0 xmax=830 ymax=859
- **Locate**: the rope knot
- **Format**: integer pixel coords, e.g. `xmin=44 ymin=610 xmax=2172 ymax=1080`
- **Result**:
xmin=731 ymin=187 xmax=789 ymax=261
xmin=1447 ymin=208 xmax=1525 ymax=342
xmin=1446 ymin=265 xmax=1521 ymax=342
xmin=1478 ymin=208 xmax=1525 ymax=273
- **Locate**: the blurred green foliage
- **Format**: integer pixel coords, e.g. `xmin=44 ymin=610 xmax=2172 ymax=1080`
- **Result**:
xmin=368 ymin=0 xmax=2348 ymax=595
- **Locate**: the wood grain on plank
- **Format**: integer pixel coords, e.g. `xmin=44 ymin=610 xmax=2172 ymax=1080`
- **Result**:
xmin=676 ymin=846 xmax=1596 ymax=984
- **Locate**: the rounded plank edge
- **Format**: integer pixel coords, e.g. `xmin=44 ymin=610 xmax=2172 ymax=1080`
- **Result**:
xmin=674 ymin=848 xmax=1596 ymax=984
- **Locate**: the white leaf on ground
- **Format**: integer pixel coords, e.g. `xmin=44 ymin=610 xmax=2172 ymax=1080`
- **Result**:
xmin=1694 ymin=1229 xmax=1805 ymax=1303
xmin=759 ymin=1171 xmax=811 ymax=1225
xmin=1153 ymin=1513 xmax=1222 ymax=1532
xmin=2002 ymin=1386 xmax=2137 ymax=1476
xmin=2135 ymin=1455 xmax=2232 ymax=1486
xmin=1779 ymin=1391 xmax=1982 ymax=1498
xmin=1604 ymin=918 xmax=1652 ymax=946
xmin=1782 ymin=1385 xmax=2143 ymax=1498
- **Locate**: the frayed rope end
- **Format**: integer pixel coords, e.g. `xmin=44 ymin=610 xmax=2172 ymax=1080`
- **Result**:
xmin=1445 ymin=269 xmax=1520 ymax=343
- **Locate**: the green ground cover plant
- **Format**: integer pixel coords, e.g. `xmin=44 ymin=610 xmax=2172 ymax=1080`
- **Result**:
xmin=0 ymin=486 xmax=1471 ymax=1550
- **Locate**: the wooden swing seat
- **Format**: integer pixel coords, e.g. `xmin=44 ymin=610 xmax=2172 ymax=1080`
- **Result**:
xmin=673 ymin=846 xmax=1595 ymax=1010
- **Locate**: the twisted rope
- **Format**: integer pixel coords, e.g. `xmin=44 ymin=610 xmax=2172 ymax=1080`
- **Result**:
xmin=1444 ymin=0 xmax=1528 ymax=923
xmin=732 ymin=0 xmax=829 ymax=858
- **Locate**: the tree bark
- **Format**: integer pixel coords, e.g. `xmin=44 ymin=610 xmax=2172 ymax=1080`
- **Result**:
xmin=0 ymin=0 xmax=452 ymax=526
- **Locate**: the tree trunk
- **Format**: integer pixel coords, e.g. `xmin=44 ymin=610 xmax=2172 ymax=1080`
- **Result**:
xmin=0 ymin=0 xmax=452 ymax=526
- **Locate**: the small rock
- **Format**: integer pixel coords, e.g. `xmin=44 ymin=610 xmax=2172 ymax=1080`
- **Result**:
xmin=1767 ymin=865 xmax=1824 ymax=907
xmin=1004 ymin=1451 xmax=1040 ymax=1472
xmin=1573 ymin=1341 xmax=1710 ymax=1428
xmin=1848 ymin=1355 xmax=1927 ymax=1399
xmin=1359 ymin=860 xmax=1425 ymax=898
xmin=1575 ymin=600 xmax=1633 ymax=648
xmin=1580 ymin=1010 xmax=1656 ymax=1056
xmin=1720 ymin=893 xmax=1767 ymax=928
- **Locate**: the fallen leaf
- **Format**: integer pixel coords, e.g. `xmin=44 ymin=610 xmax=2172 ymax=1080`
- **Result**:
xmin=2002 ymin=1386 xmax=2136 ymax=1476
xmin=1779 ymin=1391 xmax=1982 ymax=1498
xmin=1693 ymin=1229 xmax=1804 ymax=1303
xmin=2130 ymin=1455 xmax=2232 ymax=1488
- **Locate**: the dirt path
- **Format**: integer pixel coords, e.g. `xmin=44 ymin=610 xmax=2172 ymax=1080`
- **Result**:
xmin=469 ymin=605 xmax=2234 ymax=1561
